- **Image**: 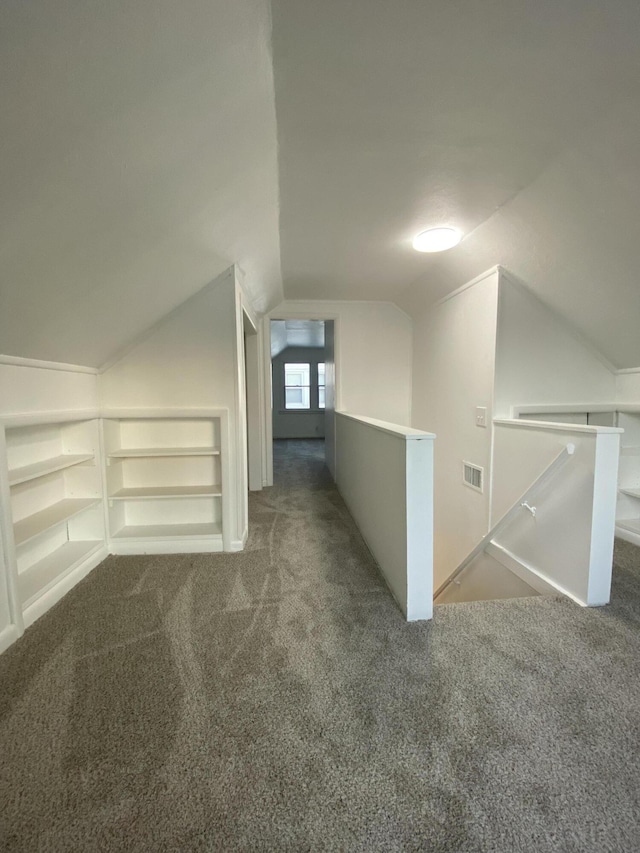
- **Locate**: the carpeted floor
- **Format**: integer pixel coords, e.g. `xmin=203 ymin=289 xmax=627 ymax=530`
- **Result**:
xmin=1 ymin=438 xmax=640 ymax=852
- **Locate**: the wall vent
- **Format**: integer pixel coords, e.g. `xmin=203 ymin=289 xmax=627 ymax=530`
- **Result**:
xmin=462 ymin=461 xmax=484 ymax=493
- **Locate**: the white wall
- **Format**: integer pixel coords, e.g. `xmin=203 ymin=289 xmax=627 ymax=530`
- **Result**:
xmin=494 ymin=274 xmax=616 ymax=417
xmin=272 ymin=346 xmax=326 ymax=439
xmin=269 ymin=301 xmax=413 ymax=427
xmin=99 ymin=269 xmax=247 ymax=545
xmin=617 ymin=369 xmax=640 ymax=405
xmin=411 ymin=268 xmax=500 ymax=589
xmin=0 ymin=361 xmax=98 ymax=416
xmin=335 ymin=413 xmax=434 ymax=621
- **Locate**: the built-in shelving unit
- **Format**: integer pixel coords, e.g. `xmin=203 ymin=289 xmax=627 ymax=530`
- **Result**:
xmin=103 ymin=415 xmax=225 ymax=553
xmin=4 ymin=419 xmax=106 ymax=614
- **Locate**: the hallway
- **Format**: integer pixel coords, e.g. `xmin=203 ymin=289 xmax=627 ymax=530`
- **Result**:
xmin=1 ymin=440 xmax=640 ymax=851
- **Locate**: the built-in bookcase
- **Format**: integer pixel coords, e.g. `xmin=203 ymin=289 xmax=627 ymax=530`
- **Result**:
xmin=4 ymin=420 xmax=105 ymax=613
xmin=103 ymin=416 xmax=225 ymax=551
xmin=616 ymin=411 xmax=640 ymax=544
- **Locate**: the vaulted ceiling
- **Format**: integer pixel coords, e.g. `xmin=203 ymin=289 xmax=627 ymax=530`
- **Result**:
xmin=1 ymin=1 xmax=640 ymax=368
xmin=273 ymin=0 xmax=640 ymax=368
xmin=0 ymin=0 xmax=281 ymax=367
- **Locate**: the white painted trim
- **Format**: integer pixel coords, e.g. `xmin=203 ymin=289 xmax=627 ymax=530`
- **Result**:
xmin=512 ymin=402 xmax=619 ymax=416
xmin=22 ymin=546 xmax=108 ymax=629
xmin=101 ymin=407 xmax=229 ymax=420
xmin=0 ymin=624 xmax=21 ymax=655
xmin=110 ymin=540 xmax=223 ymax=556
xmin=261 ymin=317 xmax=274 ymax=487
xmin=430 ymin=265 xmax=501 ymax=310
xmin=486 ymin=542 xmax=586 ymax=605
xmin=616 ymin=367 xmax=640 ymax=375
xmin=229 ymin=529 xmax=248 ymax=552
xmin=336 ymin=411 xmax=435 ymax=441
xmin=512 ymin=403 xmax=640 ymax=417
xmin=0 ymin=410 xmax=100 ymax=428
xmin=587 ymin=431 xmax=619 ymax=606
xmin=616 ymin=525 xmax=640 ymax=547
xmin=487 ymin=542 xmax=564 ymax=596
xmin=0 ymin=354 xmax=98 ymax=375
xmin=269 ymin=299 xmax=408 ymax=317
xmin=494 ymin=418 xmax=623 ymax=435
xmin=0 ymin=425 xmax=25 ymax=637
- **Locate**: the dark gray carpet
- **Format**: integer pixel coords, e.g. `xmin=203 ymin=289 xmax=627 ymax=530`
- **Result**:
xmin=1 ymin=438 xmax=640 ymax=852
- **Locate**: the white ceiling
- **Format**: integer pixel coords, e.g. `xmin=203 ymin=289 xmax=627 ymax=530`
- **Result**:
xmin=272 ymin=0 xmax=640 ymax=367
xmin=0 ymin=0 xmax=282 ymax=367
xmin=270 ymin=320 xmax=325 ymax=356
xmin=2 ymin=1 xmax=640 ymax=369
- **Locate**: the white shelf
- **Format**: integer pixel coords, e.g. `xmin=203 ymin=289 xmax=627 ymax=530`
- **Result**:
xmin=620 ymin=488 xmax=640 ymax=500
xmin=14 ymin=498 xmax=102 ymax=546
xmin=18 ymin=540 xmax=102 ymax=605
xmin=111 ymin=522 xmax=222 ymax=540
xmin=8 ymin=453 xmax=95 ymax=486
xmin=617 ymin=518 xmax=640 ymax=535
xmin=108 ymin=446 xmax=220 ymax=458
xmin=108 ymin=485 xmax=221 ymax=500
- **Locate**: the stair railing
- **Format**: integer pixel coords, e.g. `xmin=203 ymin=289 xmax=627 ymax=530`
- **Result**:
xmin=434 ymin=442 xmax=576 ymax=598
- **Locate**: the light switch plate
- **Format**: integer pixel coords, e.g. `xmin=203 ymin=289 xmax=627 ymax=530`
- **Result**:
xmin=475 ymin=406 xmax=487 ymax=428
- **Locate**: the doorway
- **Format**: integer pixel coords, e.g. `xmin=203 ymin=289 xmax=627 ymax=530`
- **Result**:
xmin=264 ymin=316 xmax=337 ymax=485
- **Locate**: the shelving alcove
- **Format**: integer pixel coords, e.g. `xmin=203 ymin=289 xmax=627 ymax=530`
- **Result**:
xmin=102 ymin=409 xmax=231 ymax=555
xmin=0 ymin=411 xmax=107 ymax=629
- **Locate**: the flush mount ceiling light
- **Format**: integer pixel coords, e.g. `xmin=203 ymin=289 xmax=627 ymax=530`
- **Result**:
xmin=412 ymin=227 xmax=462 ymax=253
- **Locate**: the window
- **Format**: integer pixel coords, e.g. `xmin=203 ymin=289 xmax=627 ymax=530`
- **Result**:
xmin=284 ymin=363 xmax=310 ymax=409
xmin=318 ymin=363 xmax=325 ymax=409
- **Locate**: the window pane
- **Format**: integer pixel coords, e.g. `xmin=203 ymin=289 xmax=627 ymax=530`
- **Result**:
xmin=284 ymin=363 xmax=310 ymax=409
xmin=285 ymin=363 xmax=310 ymax=386
xmin=318 ymin=363 xmax=326 ymax=409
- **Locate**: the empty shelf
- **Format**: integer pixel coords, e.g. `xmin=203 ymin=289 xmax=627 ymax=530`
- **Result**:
xmin=109 ymin=485 xmax=221 ymax=500
xmin=111 ymin=522 xmax=222 ymax=540
xmin=620 ymin=488 xmax=640 ymax=499
xmin=617 ymin=518 xmax=640 ymax=535
xmin=108 ymin=446 xmax=221 ymax=458
xmin=19 ymin=540 xmax=103 ymax=605
xmin=9 ymin=454 xmax=95 ymax=487
xmin=14 ymin=498 xmax=102 ymax=546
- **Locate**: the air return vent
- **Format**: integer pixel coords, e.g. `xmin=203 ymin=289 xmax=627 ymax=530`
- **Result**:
xmin=462 ymin=461 xmax=484 ymax=493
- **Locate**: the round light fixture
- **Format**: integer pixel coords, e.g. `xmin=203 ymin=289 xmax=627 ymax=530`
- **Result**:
xmin=412 ymin=227 xmax=462 ymax=253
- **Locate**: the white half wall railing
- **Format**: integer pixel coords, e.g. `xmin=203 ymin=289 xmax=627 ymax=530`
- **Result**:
xmin=335 ymin=412 xmax=435 ymax=621
xmin=437 ymin=442 xmax=577 ymax=598
xmin=489 ymin=418 xmax=622 ymax=606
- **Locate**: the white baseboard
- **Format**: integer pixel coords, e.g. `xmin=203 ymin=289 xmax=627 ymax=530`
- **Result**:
xmin=22 ymin=546 xmax=108 ymax=630
xmin=110 ymin=538 xmax=224 ymax=556
xmin=616 ymin=525 xmax=640 ymax=548
xmin=486 ymin=542 xmax=588 ymax=607
xmin=0 ymin=623 xmax=22 ymax=655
